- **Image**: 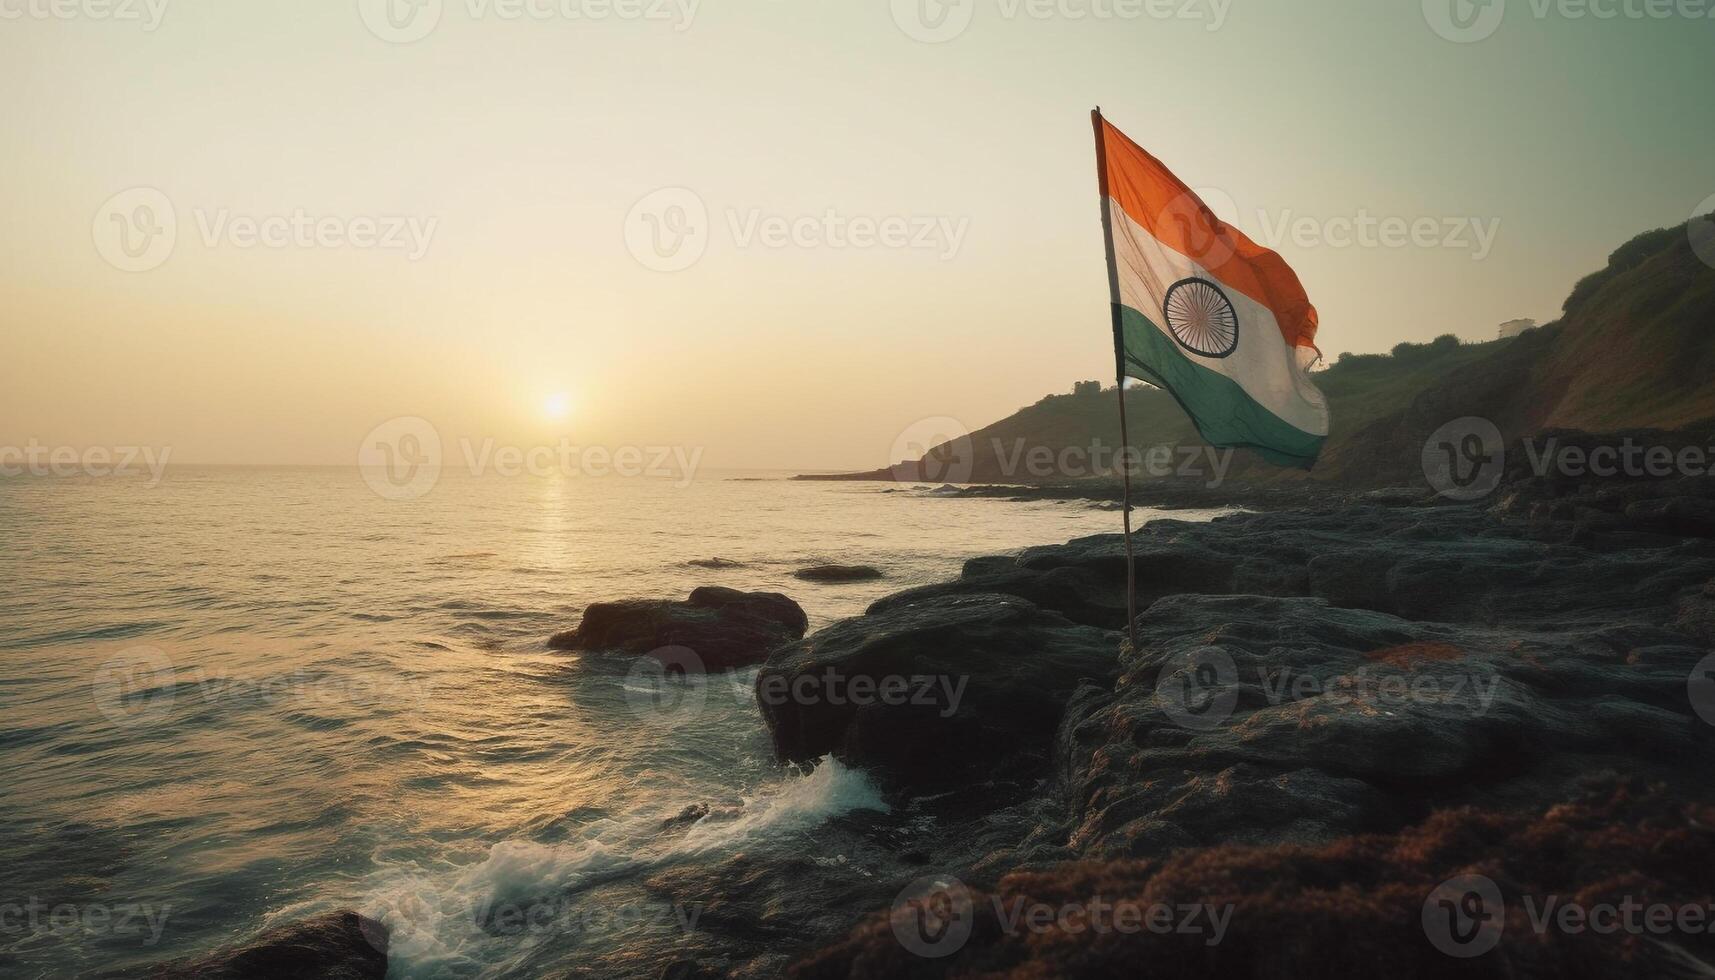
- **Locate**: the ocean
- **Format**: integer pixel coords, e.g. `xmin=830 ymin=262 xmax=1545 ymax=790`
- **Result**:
xmin=0 ymin=467 xmax=1218 ymax=978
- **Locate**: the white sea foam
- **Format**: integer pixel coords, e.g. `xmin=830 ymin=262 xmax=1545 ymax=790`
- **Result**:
xmin=676 ymin=757 xmax=887 ymax=854
xmin=5 ymin=470 xmax=1141 ymax=978
xmin=366 ymin=758 xmax=886 ymax=978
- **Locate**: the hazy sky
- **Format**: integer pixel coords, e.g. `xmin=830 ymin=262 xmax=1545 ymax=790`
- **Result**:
xmin=3 ymin=1 xmax=1709 ymax=469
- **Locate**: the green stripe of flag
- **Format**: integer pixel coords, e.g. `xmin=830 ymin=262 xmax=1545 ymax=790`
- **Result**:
xmin=1117 ymin=304 xmax=1325 ymax=469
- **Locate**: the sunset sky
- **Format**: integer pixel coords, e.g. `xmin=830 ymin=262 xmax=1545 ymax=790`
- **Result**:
xmin=3 ymin=2 xmax=1708 ymax=469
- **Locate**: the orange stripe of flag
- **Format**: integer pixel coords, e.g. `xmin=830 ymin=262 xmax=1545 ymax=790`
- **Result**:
xmin=1099 ymin=118 xmax=1319 ymax=352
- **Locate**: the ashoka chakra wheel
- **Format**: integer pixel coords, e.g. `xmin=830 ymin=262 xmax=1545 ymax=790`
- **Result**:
xmin=1163 ymin=277 xmax=1239 ymax=358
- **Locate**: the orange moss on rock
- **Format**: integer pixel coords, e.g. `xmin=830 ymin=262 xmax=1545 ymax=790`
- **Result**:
xmin=790 ymin=781 xmax=1715 ymax=979
xmin=1361 ymin=641 xmax=1467 ymax=669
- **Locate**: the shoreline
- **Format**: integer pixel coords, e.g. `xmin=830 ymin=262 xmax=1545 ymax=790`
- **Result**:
xmin=795 ymin=474 xmax=1383 ymax=513
xmin=138 ymin=469 xmax=1715 ymax=977
xmin=757 ymin=471 xmax=1715 ymax=975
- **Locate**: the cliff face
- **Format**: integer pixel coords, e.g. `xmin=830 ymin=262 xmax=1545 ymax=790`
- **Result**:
xmin=818 ymin=218 xmax=1715 ymax=489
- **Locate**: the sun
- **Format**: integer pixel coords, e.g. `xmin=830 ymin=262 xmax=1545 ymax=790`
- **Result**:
xmin=542 ymin=392 xmax=573 ymax=421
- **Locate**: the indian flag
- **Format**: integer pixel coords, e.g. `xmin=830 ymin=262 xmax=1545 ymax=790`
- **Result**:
xmin=1094 ymin=111 xmax=1329 ymax=468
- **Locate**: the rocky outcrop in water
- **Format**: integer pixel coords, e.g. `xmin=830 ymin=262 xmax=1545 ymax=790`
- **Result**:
xmin=686 ymin=557 xmax=746 ymax=569
xmin=757 ymin=594 xmax=1118 ymax=792
xmin=794 ymin=565 xmax=885 ymax=583
xmin=144 ymin=910 xmax=388 ymax=980
xmin=547 ymin=587 xmax=808 ymax=671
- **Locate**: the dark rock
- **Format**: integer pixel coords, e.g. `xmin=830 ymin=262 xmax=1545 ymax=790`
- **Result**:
xmin=794 ymin=565 xmax=884 ymax=583
xmin=646 ymin=851 xmax=888 ymax=945
xmin=788 ymin=780 xmax=1715 ymax=980
xmin=145 ymin=910 xmax=387 ymax=979
xmin=638 ymin=792 xmax=1062 ymax=971
xmin=1625 ymin=496 xmax=1715 ymax=537
xmin=686 ymin=557 xmax=745 ymax=569
xmin=870 ymin=506 xmax=1715 ymax=632
xmin=686 ymin=586 xmax=807 ymax=632
xmin=870 ymin=560 xmax=1128 ymax=629
xmin=756 ymin=594 xmax=1119 ymax=792
xmin=1061 ymin=592 xmax=1713 ymax=858
xmin=663 ymin=803 xmax=711 ymax=827
xmin=755 ymin=499 xmax=1715 ymax=976
xmin=1360 ymin=486 xmax=1435 ymax=505
xmin=1489 ymin=431 xmax=1715 ymax=544
xmin=659 ymin=960 xmax=726 ymax=980
xmin=548 ymin=587 xmax=807 ymax=671
xmin=1674 ymin=579 xmax=1715 ymax=644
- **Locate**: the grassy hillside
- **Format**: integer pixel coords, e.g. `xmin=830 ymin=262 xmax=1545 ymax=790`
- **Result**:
xmin=1322 ymin=215 xmax=1715 ymax=485
xmin=1534 ymin=221 xmax=1715 ymax=431
xmin=829 ymin=215 xmax=1715 ymax=488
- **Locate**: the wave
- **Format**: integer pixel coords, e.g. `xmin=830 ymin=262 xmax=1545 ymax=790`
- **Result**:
xmin=363 ymin=758 xmax=886 ymax=977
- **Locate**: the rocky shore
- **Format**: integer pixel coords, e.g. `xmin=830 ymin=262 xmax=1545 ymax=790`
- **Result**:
xmin=546 ymin=586 xmax=808 ymax=671
xmin=804 ymin=475 xmax=1338 ymax=512
xmin=566 ymin=469 xmax=1715 ymax=977
xmin=143 ymin=470 xmax=1715 ymax=978
xmin=140 ymin=911 xmax=389 ymax=979
xmin=749 ymin=472 xmax=1715 ymax=976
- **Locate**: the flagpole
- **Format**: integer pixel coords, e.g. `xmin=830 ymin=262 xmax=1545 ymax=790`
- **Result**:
xmin=1092 ymin=107 xmax=1140 ymax=655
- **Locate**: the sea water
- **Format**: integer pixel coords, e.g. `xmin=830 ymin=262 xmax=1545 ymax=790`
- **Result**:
xmin=0 ymin=467 xmax=1217 ymax=977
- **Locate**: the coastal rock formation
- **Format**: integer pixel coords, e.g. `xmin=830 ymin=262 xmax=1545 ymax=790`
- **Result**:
xmin=548 ymin=586 xmax=807 ymax=671
xmin=1490 ymin=428 xmax=1715 ymax=544
xmin=773 ymin=501 xmax=1715 ymax=810
xmin=146 ymin=910 xmax=388 ymax=980
xmin=868 ymin=502 xmax=1715 ymax=631
xmin=770 ymin=497 xmax=1715 ymax=977
xmin=756 ymin=594 xmax=1119 ymax=791
xmin=794 ymin=565 xmax=885 ymax=583
xmin=1061 ymin=592 xmax=1710 ymax=858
